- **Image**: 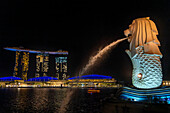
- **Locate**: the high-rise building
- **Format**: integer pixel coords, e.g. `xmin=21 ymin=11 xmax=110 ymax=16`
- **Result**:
xmin=4 ymin=47 xmax=68 ymax=80
xmin=13 ymin=51 xmax=29 ymax=80
xmin=55 ymin=57 xmax=67 ymax=80
xmin=35 ymin=53 xmax=49 ymax=77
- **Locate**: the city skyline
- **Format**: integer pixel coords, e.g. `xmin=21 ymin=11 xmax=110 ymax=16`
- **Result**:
xmin=0 ymin=1 xmax=170 ymax=83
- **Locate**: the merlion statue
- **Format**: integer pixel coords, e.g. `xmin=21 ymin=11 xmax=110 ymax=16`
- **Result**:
xmin=124 ymin=17 xmax=163 ymax=89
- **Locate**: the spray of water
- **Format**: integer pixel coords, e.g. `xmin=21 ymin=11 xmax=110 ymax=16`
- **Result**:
xmin=80 ymin=37 xmax=127 ymax=75
xmin=59 ymin=89 xmax=75 ymax=113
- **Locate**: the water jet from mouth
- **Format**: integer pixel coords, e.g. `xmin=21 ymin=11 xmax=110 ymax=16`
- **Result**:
xmin=79 ymin=37 xmax=127 ymax=75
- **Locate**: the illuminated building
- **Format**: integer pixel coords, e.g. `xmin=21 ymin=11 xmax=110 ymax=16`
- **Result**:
xmin=0 ymin=76 xmax=22 ymax=81
xmin=22 ymin=52 xmax=29 ymax=80
xmin=0 ymin=76 xmax=23 ymax=87
xmin=0 ymin=75 xmax=120 ymax=88
xmin=162 ymin=80 xmax=170 ymax=86
xmin=67 ymin=74 xmax=118 ymax=87
xmin=35 ymin=53 xmax=49 ymax=77
xmin=13 ymin=51 xmax=29 ymax=80
xmin=4 ymin=47 xmax=68 ymax=80
xmin=55 ymin=57 xmax=67 ymax=80
xmin=27 ymin=76 xmax=58 ymax=82
xmin=13 ymin=51 xmax=20 ymax=77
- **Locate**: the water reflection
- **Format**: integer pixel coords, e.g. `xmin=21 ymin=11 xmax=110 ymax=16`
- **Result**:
xmin=59 ymin=88 xmax=76 ymax=113
xmin=0 ymin=88 xmax=116 ymax=113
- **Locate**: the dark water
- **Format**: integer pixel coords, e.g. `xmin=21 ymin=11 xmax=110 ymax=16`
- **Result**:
xmin=0 ymin=88 xmax=116 ymax=113
xmin=1 ymin=88 xmax=169 ymax=113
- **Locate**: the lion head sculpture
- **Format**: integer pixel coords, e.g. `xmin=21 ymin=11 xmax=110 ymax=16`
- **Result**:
xmin=124 ymin=17 xmax=162 ymax=58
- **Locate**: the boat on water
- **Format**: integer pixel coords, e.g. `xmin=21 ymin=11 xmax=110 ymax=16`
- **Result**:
xmin=88 ymin=88 xmax=100 ymax=93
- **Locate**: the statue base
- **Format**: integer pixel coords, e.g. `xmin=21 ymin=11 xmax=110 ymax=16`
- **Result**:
xmin=118 ymin=87 xmax=170 ymax=104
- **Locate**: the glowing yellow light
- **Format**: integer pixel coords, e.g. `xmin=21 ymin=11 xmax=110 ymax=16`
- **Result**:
xmin=137 ymin=73 xmax=142 ymax=79
xmin=21 ymin=52 xmax=29 ymax=80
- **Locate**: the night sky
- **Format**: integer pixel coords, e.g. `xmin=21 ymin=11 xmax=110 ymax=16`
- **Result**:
xmin=0 ymin=0 xmax=170 ymax=83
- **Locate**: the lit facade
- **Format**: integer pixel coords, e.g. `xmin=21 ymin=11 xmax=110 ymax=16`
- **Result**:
xmin=27 ymin=76 xmax=58 ymax=82
xmin=0 ymin=74 xmax=121 ymax=88
xmin=162 ymin=80 xmax=170 ymax=86
xmin=4 ymin=47 xmax=68 ymax=80
xmin=22 ymin=52 xmax=29 ymax=80
xmin=0 ymin=76 xmax=22 ymax=81
xmin=13 ymin=51 xmax=29 ymax=80
xmin=35 ymin=53 xmax=49 ymax=77
xmin=55 ymin=57 xmax=67 ymax=80
xmin=13 ymin=51 xmax=20 ymax=77
xmin=67 ymin=74 xmax=118 ymax=87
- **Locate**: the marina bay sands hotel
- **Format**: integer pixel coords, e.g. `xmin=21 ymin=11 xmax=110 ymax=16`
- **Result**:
xmin=4 ymin=47 xmax=68 ymax=80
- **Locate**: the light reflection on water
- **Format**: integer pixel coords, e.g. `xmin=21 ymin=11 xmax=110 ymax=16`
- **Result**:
xmin=0 ymin=88 xmax=115 ymax=113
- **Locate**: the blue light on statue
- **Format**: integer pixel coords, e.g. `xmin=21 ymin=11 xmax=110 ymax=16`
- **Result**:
xmin=120 ymin=87 xmax=170 ymax=104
